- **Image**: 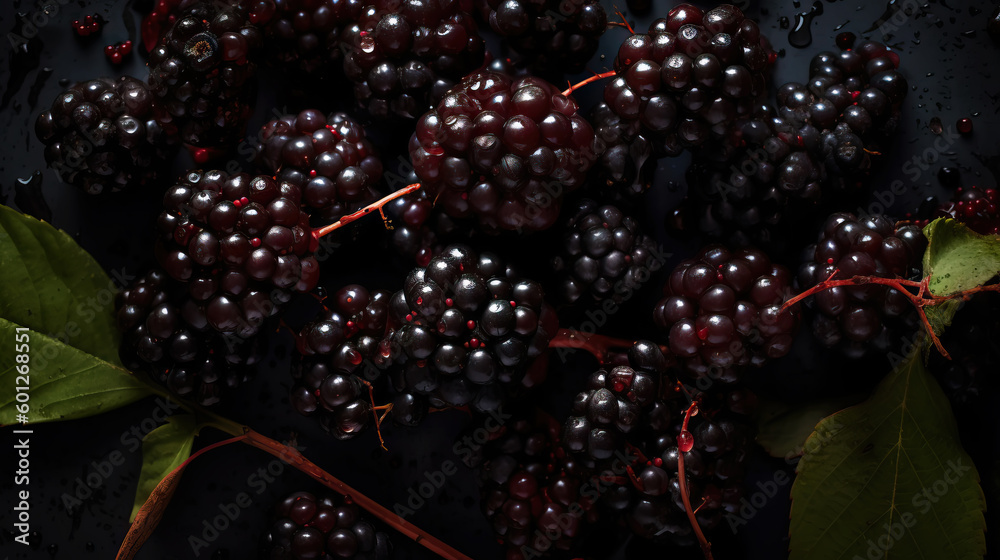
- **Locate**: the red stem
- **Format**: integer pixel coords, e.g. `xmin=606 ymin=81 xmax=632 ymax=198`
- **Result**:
xmin=782 ymin=274 xmax=1000 ymax=360
xmin=313 ymin=183 xmax=421 ymax=239
xmin=547 ymin=328 xmax=637 ymax=363
xmin=677 ymin=400 xmax=713 ymax=560
xmin=561 ymin=70 xmax=617 ymax=97
xmin=239 ymin=429 xmax=474 ymax=560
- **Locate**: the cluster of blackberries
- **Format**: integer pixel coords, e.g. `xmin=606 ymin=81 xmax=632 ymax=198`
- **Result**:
xmin=410 ymin=70 xmax=598 ymax=232
xmin=341 ymin=0 xmax=487 ymax=119
xmin=562 ymin=341 xmax=666 ymax=465
xmin=291 ymin=285 xmax=392 ymax=439
xmin=553 ymin=200 xmax=663 ymax=304
xmin=683 ymin=38 xmax=908 ymax=247
xmin=475 ymin=0 xmax=607 ymax=77
xmin=147 ymin=0 xmax=263 ymax=148
xmin=923 ymin=185 xmax=1000 ymax=236
xmin=117 ymin=270 xmax=261 ymax=406
xmin=262 ymin=491 xmax=393 ymax=559
xmin=654 ymin=244 xmax=799 ymax=381
xmin=796 ymin=212 xmax=926 ymax=357
xmin=603 ymin=4 xmax=775 ymax=155
xmin=155 ymin=170 xmax=320 ymax=334
xmin=34 ymin=77 xmax=173 ymax=195
xmin=382 ymin=245 xmax=559 ymax=412
xmin=256 ymin=109 xmax=383 ymax=220
xmin=616 ymin=388 xmax=754 ymax=545
xmin=476 ymin=411 xmax=596 ymax=559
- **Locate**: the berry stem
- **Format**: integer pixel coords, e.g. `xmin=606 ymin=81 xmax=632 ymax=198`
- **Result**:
xmin=313 ymin=183 xmax=422 ymax=239
xmin=676 ymin=399 xmax=714 ymax=560
xmin=238 ymin=428 xmax=475 ymax=560
xmin=547 ymin=328 xmax=636 ymax=363
xmin=781 ymin=273 xmax=1000 ymax=359
xmin=561 ymin=70 xmax=617 ymax=97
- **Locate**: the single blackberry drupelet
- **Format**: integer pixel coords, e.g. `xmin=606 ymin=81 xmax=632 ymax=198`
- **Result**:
xmin=562 ymin=341 xmax=667 ymax=466
xmin=256 ymin=109 xmax=383 ymax=220
xmin=147 ymin=1 xmax=262 ymax=149
xmin=796 ymin=212 xmax=926 ymax=357
xmin=156 ymin=170 xmax=320 ymax=337
xmin=410 ymin=70 xmax=597 ymax=232
xmin=475 ymin=0 xmax=607 ymax=78
xmin=603 ymin=4 xmax=775 ymax=152
xmin=381 ymin=245 xmax=559 ymax=413
xmin=262 ymin=491 xmax=393 ymax=559
xmin=553 ymin=200 xmax=663 ymax=304
xmin=341 ymin=0 xmax=486 ymax=120
xmin=34 ymin=77 xmax=172 ymax=195
xmin=653 ymin=244 xmax=799 ymax=381
xmin=291 ymin=285 xmax=394 ymax=439
xmin=117 ymin=270 xmax=261 ymax=406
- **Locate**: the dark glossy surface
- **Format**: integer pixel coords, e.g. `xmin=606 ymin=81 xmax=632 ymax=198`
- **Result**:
xmin=1 ymin=0 xmax=998 ymax=559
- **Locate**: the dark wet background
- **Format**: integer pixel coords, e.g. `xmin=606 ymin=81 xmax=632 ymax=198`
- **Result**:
xmin=1 ymin=0 xmax=999 ymax=559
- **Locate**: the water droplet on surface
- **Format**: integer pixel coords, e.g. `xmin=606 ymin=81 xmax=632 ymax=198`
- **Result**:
xmin=929 ymin=117 xmax=943 ymax=135
xmin=788 ymin=2 xmax=824 ymax=48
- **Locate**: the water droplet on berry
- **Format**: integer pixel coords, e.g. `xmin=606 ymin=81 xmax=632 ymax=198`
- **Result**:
xmin=678 ymin=430 xmax=694 ymax=452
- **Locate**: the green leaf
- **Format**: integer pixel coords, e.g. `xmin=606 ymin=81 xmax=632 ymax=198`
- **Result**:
xmin=0 ymin=320 xmax=152 ymax=425
xmin=0 ymin=205 xmax=153 ymax=424
xmin=922 ymin=218 xmax=1000 ymax=296
xmin=131 ymin=416 xmax=198 ymax=522
xmin=789 ymin=346 xmax=986 ymax=560
xmin=755 ymin=395 xmax=862 ymax=460
xmin=0 ymin=204 xmax=125 ymax=364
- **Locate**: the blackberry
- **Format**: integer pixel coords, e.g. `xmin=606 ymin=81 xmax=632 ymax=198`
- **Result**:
xmin=796 ymin=212 xmax=926 ymax=357
xmin=475 ymin=0 xmax=607 ymax=78
xmin=156 ymin=170 xmax=319 ymax=337
xmin=552 ymin=200 xmax=663 ymax=304
xmin=410 ymin=70 xmax=597 ymax=232
xmin=562 ymin=341 xmax=667 ymax=466
xmin=291 ymin=285 xmax=393 ymax=439
xmin=590 ymin=102 xmax=653 ymax=196
xmin=256 ymin=110 xmax=383 ymax=220
xmin=382 ymin=245 xmax=559 ymax=413
xmin=478 ymin=411 xmax=597 ymax=559
xmin=603 ymin=4 xmax=775 ymax=151
xmin=117 ymin=270 xmax=261 ymax=406
xmin=34 ymin=77 xmax=172 ymax=195
xmin=683 ymin=40 xmax=908 ymax=247
xmin=341 ymin=0 xmax=486 ymax=120
xmin=262 ymin=491 xmax=393 ymax=559
xmin=250 ymin=0 xmax=362 ymax=76
xmin=147 ymin=1 xmax=262 ymax=149
xmin=653 ymin=244 xmax=799 ymax=381
xmin=619 ymin=388 xmax=754 ymax=545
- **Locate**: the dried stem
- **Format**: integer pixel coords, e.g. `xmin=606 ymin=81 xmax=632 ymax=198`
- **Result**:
xmin=313 ymin=183 xmax=421 ymax=239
